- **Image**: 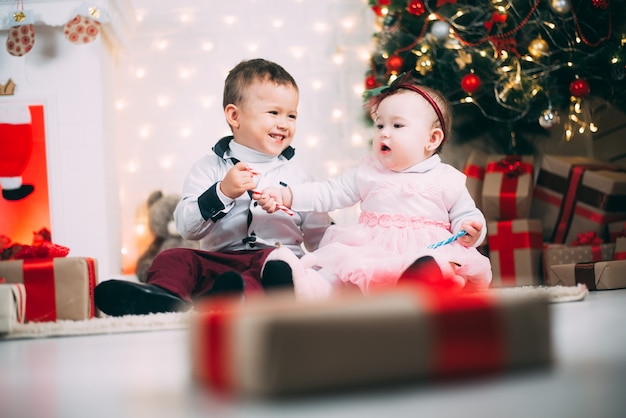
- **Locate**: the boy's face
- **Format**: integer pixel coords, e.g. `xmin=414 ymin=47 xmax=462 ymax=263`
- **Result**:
xmin=227 ymin=79 xmax=299 ymax=156
xmin=372 ymin=91 xmax=443 ymax=172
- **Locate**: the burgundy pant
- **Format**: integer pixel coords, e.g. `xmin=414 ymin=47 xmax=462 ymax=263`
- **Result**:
xmin=145 ymin=247 xmax=274 ymax=301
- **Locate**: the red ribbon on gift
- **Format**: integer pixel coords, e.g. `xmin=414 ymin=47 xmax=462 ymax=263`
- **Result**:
xmin=488 ymin=221 xmax=543 ymax=286
xmin=574 ymin=263 xmax=596 ymax=290
xmin=419 ymin=286 xmax=504 ymax=376
xmin=570 ymin=231 xmax=605 ymax=261
xmin=486 ymin=156 xmax=533 ymax=220
xmin=198 ymin=298 xmax=236 ymax=392
xmin=197 ymin=288 xmax=508 ymax=392
xmin=550 ymin=164 xmax=625 ymax=244
xmin=23 ymin=258 xmax=57 ymax=322
xmin=463 ymin=164 xmax=485 ymax=181
xmin=571 ymin=231 xmax=603 ymax=246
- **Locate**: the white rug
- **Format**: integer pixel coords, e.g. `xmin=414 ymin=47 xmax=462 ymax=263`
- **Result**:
xmin=3 ymin=311 xmax=193 ymax=340
xmin=1 ymin=284 xmax=588 ymax=340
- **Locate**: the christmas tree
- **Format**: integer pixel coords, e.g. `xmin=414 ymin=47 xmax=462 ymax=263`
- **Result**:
xmin=365 ymin=0 xmax=626 ymax=154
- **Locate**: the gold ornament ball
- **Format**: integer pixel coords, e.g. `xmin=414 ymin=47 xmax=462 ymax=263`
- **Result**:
xmin=528 ymin=37 xmax=549 ymax=58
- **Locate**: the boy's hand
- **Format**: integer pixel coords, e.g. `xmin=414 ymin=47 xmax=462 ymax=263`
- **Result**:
xmin=220 ymin=162 xmax=258 ymax=199
xmin=458 ymin=220 xmax=482 ymax=247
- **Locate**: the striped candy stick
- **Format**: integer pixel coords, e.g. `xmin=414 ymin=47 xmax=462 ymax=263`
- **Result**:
xmin=427 ymin=230 xmax=467 ymax=249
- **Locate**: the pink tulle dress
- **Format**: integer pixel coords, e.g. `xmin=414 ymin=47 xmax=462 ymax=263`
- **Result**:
xmin=294 ymin=156 xmax=492 ymax=293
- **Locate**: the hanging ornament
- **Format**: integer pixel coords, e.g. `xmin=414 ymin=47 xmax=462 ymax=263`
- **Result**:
xmin=461 ymin=73 xmax=482 ymax=94
xmin=455 ymin=50 xmax=472 ymax=70
xmin=430 ymin=21 xmax=451 ymax=40
xmin=64 ymin=3 xmax=103 ymax=45
xmin=6 ymin=5 xmax=35 ymax=57
xmin=528 ymin=36 xmax=549 ymax=59
xmin=569 ymin=78 xmax=590 ymax=98
xmin=591 ymin=0 xmax=610 ymax=10
xmin=365 ymin=74 xmax=379 ymax=90
xmin=385 ymin=54 xmax=404 ymax=74
xmin=538 ymin=108 xmax=561 ymax=129
xmin=549 ymin=0 xmax=572 ymax=15
xmin=406 ymin=0 xmax=426 ymax=16
xmin=415 ymin=54 xmax=433 ymax=76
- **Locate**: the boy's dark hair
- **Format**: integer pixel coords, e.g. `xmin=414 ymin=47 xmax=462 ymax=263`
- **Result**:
xmin=223 ymin=58 xmax=298 ymax=109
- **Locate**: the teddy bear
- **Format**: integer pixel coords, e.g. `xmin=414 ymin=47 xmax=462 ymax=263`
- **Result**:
xmin=135 ymin=190 xmax=199 ymax=283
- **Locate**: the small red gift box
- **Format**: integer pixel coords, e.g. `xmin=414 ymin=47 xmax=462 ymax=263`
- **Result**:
xmin=543 ymin=238 xmax=615 ymax=287
xmin=482 ymin=155 xmax=534 ymax=221
xmin=530 ymin=155 xmax=626 ymax=244
xmin=0 ymin=257 xmax=97 ymax=322
xmin=487 ymin=219 xmax=543 ymax=287
xmin=463 ymin=150 xmax=488 ymax=211
xmin=190 ymin=286 xmax=551 ymax=397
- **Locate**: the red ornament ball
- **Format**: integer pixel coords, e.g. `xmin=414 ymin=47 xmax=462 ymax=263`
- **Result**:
xmin=365 ymin=75 xmax=379 ymax=90
xmin=461 ymin=73 xmax=482 ymax=94
xmin=407 ymin=0 xmax=426 ymax=16
xmin=569 ymin=78 xmax=590 ymax=97
xmin=385 ymin=55 xmax=404 ymax=73
xmin=591 ymin=0 xmax=610 ymax=10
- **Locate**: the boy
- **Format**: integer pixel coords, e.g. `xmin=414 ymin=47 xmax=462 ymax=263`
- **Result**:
xmin=95 ymin=58 xmax=331 ymax=316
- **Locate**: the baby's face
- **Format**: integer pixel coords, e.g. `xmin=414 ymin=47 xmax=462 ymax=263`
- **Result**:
xmin=232 ymin=80 xmax=299 ymax=156
xmin=372 ymin=91 xmax=443 ymax=172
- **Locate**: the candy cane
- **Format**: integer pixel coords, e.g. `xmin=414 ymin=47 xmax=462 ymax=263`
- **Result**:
xmin=427 ymin=230 xmax=467 ymax=249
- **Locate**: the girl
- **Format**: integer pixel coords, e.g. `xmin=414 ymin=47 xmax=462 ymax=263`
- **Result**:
xmin=257 ymin=74 xmax=492 ymax=297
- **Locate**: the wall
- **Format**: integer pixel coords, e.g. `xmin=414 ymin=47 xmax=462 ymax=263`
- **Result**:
xmin=0 ymin=0 xmax=133 ymax=278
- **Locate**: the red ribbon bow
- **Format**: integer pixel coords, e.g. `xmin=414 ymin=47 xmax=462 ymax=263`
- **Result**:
xmin=571 ymin=231 xmax=603 ymax=247
xmin=0 ymin=228 xmax=70 ymax=260
xmin=498 ymin=157 xmax=524 ymax=178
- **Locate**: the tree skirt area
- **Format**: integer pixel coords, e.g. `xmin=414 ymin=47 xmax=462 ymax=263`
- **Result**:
xmin=1 ymin=284 xmax=588 ymax=340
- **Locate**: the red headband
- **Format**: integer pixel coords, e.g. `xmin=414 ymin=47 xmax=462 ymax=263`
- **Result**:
xmin=365 ymin=74 xmax=447 ymax=141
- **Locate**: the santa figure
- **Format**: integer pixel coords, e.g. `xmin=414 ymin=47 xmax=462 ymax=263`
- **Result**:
xmin=0 ymin=104 xmax=34 ymax=200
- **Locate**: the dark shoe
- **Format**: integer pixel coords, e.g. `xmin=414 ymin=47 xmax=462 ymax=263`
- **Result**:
xmin=208 ymin=271 xmax=245 ymax=296
xmin=2 ymin=184 xmax=34 ymax=200
xmin=261 ymin=260 xmax=293 ymax=290
xmin=397 ymin=256 xmax=443 ymax=285
xmin=94 ymin=279 xmax=191 ymax=317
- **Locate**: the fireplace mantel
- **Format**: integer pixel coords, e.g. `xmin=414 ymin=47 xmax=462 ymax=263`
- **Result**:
xmin=1 ymin=0 xmax=135 ymax=278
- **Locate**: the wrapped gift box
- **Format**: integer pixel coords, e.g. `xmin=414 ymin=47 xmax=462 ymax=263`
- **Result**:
xmin=543 ymin=242 xmax=615 ymax=286
xmin=487 ymin=219 xmax=543 ymax=287
xmin=190 ymin=287 xmax=551 ymax=397
xmin=546 ymin=260 xmax=626 ymax=290
xmin=608 ymin=220 xmax=626 ymax=243
xmin=482 ymin=155 xmax=534 ymax=221
xmin=530 ymin=155 xmax=626 ymax=244
xmin=0 ymin=283 xmax=26 ymax=334
xmin=615 ymin=237 xmax=626 ymax=260
xmin=0 ymin=257 xmax=97 ymax=322
xmin=463 ymin=149 xmax=488 ymax=211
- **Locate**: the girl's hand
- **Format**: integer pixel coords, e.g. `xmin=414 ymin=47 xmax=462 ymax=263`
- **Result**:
xmin=253 ymin=187 xmax=294 ymax=215
xmin=220 ymin=162 xmax=257 ymax=199
xmin=458 ymin=220 xmax=483 ymax=247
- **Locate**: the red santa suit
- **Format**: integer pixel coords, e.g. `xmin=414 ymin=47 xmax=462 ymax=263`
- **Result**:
xmin=0 ymin=104 xmax=34 ymax=200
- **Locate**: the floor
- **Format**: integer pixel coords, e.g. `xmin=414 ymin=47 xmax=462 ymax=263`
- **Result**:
xmin=1 ymin=289 xmax=626 ymax=418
